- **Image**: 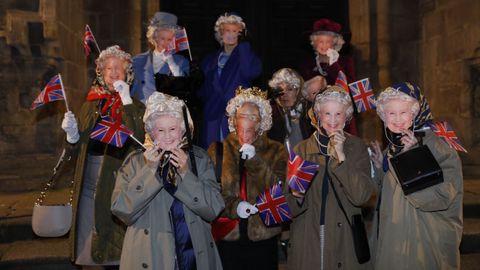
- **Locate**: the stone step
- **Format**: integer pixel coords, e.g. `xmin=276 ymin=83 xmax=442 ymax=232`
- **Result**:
xmin=0 ymin=238 xmax=79 ymax=270
xmin=461 ymin=253 xmax=480 ymax=270
xmin=461 ymin=218 xmax=480 ymax=254
xmin=464 ymin=179 xmax=480 ymax=218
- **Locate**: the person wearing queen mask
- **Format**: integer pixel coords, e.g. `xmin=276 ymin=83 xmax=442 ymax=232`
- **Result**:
xmin=111 ymin=92 xmax=224 ymax=270
xmin=208 ymin=87 xmax=287 ymax=270
xmin=286 ymin=86 xmax=374 ymax=269
xmin=59 ymin=45 xmax=145 ymax=266
xmin=198 ymin=12 xmax=262 ymax=149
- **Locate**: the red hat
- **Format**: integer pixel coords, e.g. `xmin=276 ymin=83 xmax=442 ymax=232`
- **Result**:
xmin=311 ymin=19 xmax=342 ymax=34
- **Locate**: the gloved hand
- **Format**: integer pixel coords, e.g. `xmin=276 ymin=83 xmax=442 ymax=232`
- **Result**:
xmin=113 ymin=80 xmax=133 ymax=105
xmin=326 ymin=48 xmax=339 ymax=65
xmin=61 ymin=111 xmax=80 ymax=144
xmin=164 ymin=54 xmax=182 ymax=77
xmin=236 ymin=201 xmax=258 ymax=218
xmin=239 ymin=144 xmax=255 ymax=160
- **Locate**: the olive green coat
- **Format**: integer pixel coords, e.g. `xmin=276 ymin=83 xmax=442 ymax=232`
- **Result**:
xmin=371 ymin=130 xmax=463 ymax=269
xmin=286 ymin=133 xmax=375 ymax=270
xmin=67 ymin=99 xmax=145 ymax=263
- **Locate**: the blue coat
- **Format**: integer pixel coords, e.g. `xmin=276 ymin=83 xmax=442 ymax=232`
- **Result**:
xmin=198 ymin=42 xmax=262 ymax=149
xmin=131 ymin=50 xmax=190 ymax=104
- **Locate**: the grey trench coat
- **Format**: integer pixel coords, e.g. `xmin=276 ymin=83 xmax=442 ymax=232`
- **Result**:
xmin=111 ymin=146 xmax=225 ymax=270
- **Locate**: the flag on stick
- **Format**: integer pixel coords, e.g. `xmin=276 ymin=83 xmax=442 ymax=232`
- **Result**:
xmin=286 ymin=140 xmax=319 ymax=193
xmin=348 ymin=78 xmax=376 ymax=113
xmin=335 ymin=70 xmax=349 ymax=93
xmin=429 ymin=121 xmax=467 ymax=153
xmin=30 ymin=74 xmax=66 ymax=110
xmin=256 ymin=182 xmax=292 ymax=226
xmin=84 ymin=24 xmax=101 ymax=56
xmin=167 ymin=27 xmax=193 ymax=61
xmin=90 ymin=117 xmax=133 ymax=148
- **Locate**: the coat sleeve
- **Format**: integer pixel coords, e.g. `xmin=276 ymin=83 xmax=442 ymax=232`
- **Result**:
xmin=404 ymin=137 xmax=463 ymax=212
xmin=111 ymin=152 xmax=164 ymax=225
xmin=330 ymin=138 xmax=375 ymax=206
xmin=238 ymin=42 xmax=262 ymax=81
xmin=174 ymin=148 xmax=225 ymax=221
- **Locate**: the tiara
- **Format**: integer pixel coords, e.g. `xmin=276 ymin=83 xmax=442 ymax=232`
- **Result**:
xmin=234 ymin=86 xmax=268 ymax=100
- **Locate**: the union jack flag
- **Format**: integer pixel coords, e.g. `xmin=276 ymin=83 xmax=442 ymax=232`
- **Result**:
xmin=90 ymin=117 xmax=133 ymax=148
xmin=167 ymin=28 xmax=190 ymax=54
xmin=287 ymin=146 xmax=319 ymax=193
xmin=348 ymin=78 xmax=376 ymax=113
xmin=256 ymin=182 xmax=292 ymax=226
xmin=335 ymin=70 xmax=349 ymax=93
xmin=429 ymin=121 xmax=467 ymax=153
xmin=30 ymin=74 xmax=65 ymax=110
xmin=84 ymin=24 xmax=96 ymax=56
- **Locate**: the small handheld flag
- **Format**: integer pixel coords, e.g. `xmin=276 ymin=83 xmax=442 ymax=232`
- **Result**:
xmin=286 ymin=140 xmax=319 ymax=193
xmin=167 ymin=27 xmax=193 ymax=61
xmin=30 ymin=74 xmax=67 ymax=110
xmin=335 ymin=70 xmax=349 ymax=93
xmin=256 ymin=182 xmax=292 ymax=226
xmin=348 ymin=78 xmax=376 ymax=113
xmin=84 ymin=24 xmax=101 ymax=56
xmin=90 ymin=117 xmax=133 ymax=148
xmin=429 ymin=121 xmax=467 ymax=153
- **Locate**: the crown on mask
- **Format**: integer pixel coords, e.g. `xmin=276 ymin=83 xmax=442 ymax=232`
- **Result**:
xmin=234 ymin=86 xmax=268 ymax=100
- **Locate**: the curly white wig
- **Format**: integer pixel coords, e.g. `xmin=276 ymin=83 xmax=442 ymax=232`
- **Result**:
xmin=314 ymin=85 xmax=354 ymax=121
xmin=214 ymin=13 xmax=246 ymax=44
xmin=376 ymin=87 xmax=420 ymax=122
xmin=226 ymin=91 xmax=272 ymax=135
xmin=143 ymin=92 xmax=193 ymax=136
xmin=146 ymin=25 xmax=177 ymax=47
xmin=268 ymin=68 xmax=304 ymax=90
xmin=310 ymin=31 xmax=345 ymax=52
xmin=95 ymin=45 xmax=133 ymax=85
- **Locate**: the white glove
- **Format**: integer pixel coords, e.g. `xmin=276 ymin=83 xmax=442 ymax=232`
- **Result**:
xmin=164 ymin=54 xmax=182 ymax=77
xmin=326 ymin=48 xmax=339 ymax=65
xmin=239 ymin=144 xmax=255 ymax=160
xmin=236 ymin=201 xmax=258 ymax=219
xmin=113 ymin=80 xmax=133 ymax=105
xmin=61 ymin=111 xmax=80 ymax=144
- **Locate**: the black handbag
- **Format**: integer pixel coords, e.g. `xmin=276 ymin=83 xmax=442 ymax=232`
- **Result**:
xmin=328 ymin=176 xmax=370 ymax=264
xmin=390 ymin=145 xmax=443 ymax=195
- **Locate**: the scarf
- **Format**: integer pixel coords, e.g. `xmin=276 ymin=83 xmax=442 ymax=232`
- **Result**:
xmin=86 ymin=81 xmax=123 ymax=122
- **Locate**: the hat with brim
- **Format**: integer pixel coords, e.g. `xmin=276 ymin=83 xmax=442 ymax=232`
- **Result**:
xmin=150 ymin=11 xmax=179 ymax=28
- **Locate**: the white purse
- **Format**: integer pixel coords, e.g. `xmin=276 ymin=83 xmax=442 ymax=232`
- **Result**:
xmin=31 ymin=149 xmax=74 ymax=237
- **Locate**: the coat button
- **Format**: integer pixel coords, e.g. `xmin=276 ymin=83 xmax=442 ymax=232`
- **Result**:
xmin=144 ymin=229 xmax=149 ymax=235
xmin=210 ymin=242 xmax=214 ymax=248
xmin=141 ymin=80 xmax=145 ymax=84
xmin=337 ymin=222 xmax=342 ymax=227
xmin=136 ymin=185 xmax=142 ymax=191
xmin=337 ymin=262 xmax=342 ymax=268
xmin=193 ymin=197 xmax=198 ymax=202
xmin=142 ymin=263 xmax=148 ymax=268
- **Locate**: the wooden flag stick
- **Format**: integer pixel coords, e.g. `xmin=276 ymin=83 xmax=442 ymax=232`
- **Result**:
xmin=183 ymin=28 xmax=193 ymax=61
xmin=87 ymin=24 xmax=102 ymax=54
xmin=129 ymin=134 xmax=146 ymax=149
xmin=58 ymin=73 xmax=70 ymax=112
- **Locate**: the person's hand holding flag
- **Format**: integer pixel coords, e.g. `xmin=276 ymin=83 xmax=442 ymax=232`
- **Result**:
xmin=61 ymin=111 xmax=80 ymax=144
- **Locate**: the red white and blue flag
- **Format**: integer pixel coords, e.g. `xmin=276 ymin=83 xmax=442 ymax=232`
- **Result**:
xmin=348 ymin=78 xmax=376 ymax=113
xmin=429 ymin=121 xmax=467 ymax=153
xmin=167 ymin=28 xmax=190 ymax=54
xmin=287 ymin=146 xmax=319 ymax=193
xmin=90 ymin=117 xmax=133 ymax=148
xmin=256 ymin=182 xmax=292 ymax=226
xmin=335 ymin=70 xmax=349 ymax=93
xmin=84 ymin=24 xmax=96 ymax=56
xmin=30 ymin=74 xmax=65 ymax=110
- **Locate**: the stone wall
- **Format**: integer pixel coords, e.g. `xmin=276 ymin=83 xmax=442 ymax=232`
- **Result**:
xmin=419 ymin=0 xmax=480 ymax=176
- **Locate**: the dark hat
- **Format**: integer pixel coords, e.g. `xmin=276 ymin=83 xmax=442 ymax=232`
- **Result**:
xmin=311 ymin=19 xmax=342 ymax=34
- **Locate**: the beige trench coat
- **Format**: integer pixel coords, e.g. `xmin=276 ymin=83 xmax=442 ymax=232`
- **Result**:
xmin=111 ymin=146 xmax=225 ymax=270
xmin=371 ymin=130 xmax=463 ymax=269
xmin=286 ymin=133 xmax=375 ymax=270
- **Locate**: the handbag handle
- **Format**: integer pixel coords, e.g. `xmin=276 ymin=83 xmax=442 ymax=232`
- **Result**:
xmin=327 ymin=173 xmax=352 ymax=227
xmin=35 ymin=148 xmax=74 ymax=206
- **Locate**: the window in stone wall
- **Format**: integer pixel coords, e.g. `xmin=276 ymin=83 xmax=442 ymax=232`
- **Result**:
xmin=28 ymin=22 xmax=44 ymax=57
xmin=471 ymin=62 xmax=480 ymax=146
